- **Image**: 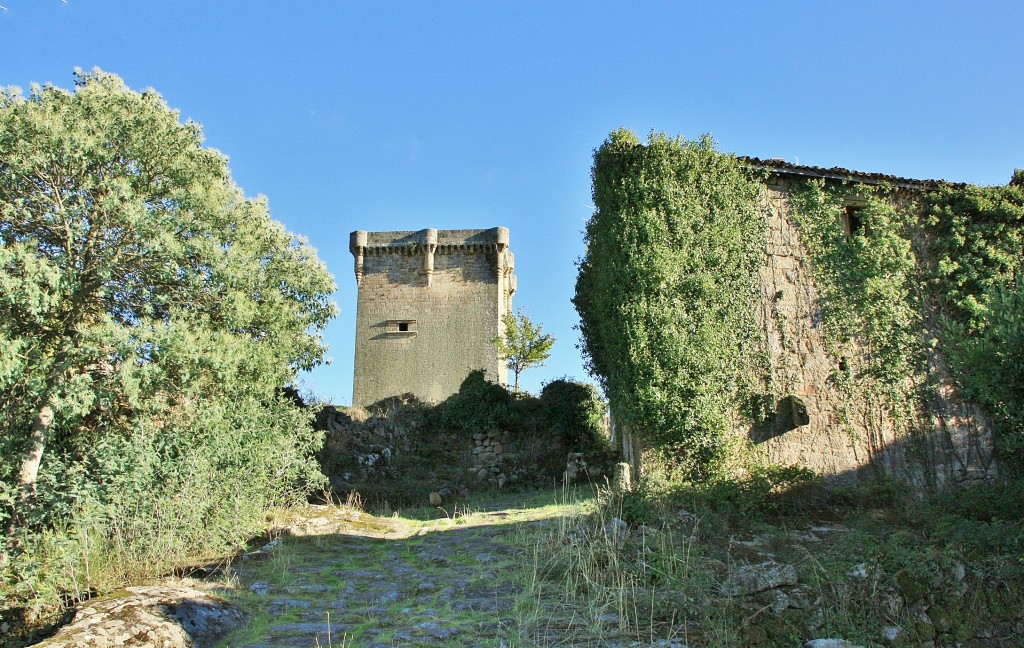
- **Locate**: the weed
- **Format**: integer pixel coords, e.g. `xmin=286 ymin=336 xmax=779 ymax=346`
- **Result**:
xmin=313 ymin=612 xmax=352 ymax=647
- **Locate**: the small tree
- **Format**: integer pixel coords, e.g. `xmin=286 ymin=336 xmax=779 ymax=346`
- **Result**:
xmin=494 ymin=310 xmax=555 ymax=391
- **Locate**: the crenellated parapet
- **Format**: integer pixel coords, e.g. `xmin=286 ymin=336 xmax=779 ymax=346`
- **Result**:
xmin=350 ymin=227 xmax=514 ymax=288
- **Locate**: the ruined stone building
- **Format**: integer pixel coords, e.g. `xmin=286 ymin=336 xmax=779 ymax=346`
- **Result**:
xmin=742 ymin=158 xmax=998 ymax=489
xmin=349 ymin=227 xmax=516 ymax=408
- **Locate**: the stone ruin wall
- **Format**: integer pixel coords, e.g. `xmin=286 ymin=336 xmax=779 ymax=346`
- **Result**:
xmin=315 ymin=404 xmax=596 ymax=497
xmin=471 ymin=430 xmax=513 ymax=485
xmin=751 ymin=181 xmax=999 ymax=489
xmin=350 ymin=228 xmax=516 ymax=408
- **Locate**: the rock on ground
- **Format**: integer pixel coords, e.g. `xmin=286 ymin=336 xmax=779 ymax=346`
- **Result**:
xmin=804 ymin=639 xmax=865 ymax=648
xmin=721 ymin=560 xmax=798 ymax=596
xmin=35 ymin=584 xmax=243 ymax=648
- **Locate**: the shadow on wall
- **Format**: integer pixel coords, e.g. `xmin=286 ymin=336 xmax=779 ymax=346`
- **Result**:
xmin=746 ymin=392 xmax=1000 ymax=491
xmin=748 ymin=394 xmax=810 ymax=444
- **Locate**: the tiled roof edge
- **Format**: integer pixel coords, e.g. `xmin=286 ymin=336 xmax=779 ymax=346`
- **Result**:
xmin=739 ymin=156 xmax=967 ymax=191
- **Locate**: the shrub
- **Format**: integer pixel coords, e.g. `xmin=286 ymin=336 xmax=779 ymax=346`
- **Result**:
xmin=941 ymin=278 xmax=1024 ymax=463
xmin=937 ymin=479 xmax=1024 ymax=523
xmin=574 ymin=130 xmax=766 ymax=479
xmin=664 ymin=463 xmax=820 ymax=518
xmin=540 ymin=379 xmax=609 ymax=453
xmin=436 ymin=370 xmax=514 ymax=434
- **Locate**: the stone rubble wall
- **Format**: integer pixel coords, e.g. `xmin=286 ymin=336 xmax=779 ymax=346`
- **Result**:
xmin=316 ymin=404 xmax=594 ymax=500
xmin=471 ymin=430 xmax=513 ymax=485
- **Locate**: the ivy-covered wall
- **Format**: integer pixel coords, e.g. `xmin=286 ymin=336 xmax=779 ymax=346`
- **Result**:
xmin=575 ymin=130 xmax=1022 ymax=489
xmin=754 ymin=178 xmax=999 ymax=488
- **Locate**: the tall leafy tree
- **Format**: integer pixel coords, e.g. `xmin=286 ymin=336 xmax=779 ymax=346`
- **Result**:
xmin=0 ymin=69 xmax=336 ymax=529
xmin=494 ymin=310 xmax=554 ymax=391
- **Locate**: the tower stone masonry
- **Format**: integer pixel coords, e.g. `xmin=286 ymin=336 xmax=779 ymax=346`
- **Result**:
xmin=349 ymin=227 xmax=516 ymax=408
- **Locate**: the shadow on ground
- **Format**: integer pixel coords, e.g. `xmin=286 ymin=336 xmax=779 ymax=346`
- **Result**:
xmin=221 ymin=489 xmax=603 ymax=648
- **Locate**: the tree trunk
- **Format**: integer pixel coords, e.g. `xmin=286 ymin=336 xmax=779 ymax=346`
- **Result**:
xmin=16 ymin=404 xmax=54 ymax=512
xmin=614 ymin=418 xmax=642 ymax=483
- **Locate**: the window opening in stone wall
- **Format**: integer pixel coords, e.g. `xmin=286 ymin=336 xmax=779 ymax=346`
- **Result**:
xmin=842 ymin=205 xmax=865 ymax=237
xmin=384 ymin=319 xmax=417 ymax=336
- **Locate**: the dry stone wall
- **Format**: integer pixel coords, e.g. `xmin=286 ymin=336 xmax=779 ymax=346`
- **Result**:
xmin=752 ymin=183 xmax=998 ymax=488
xmin=315 ymin=404 xmax=584 ymax=503
xmin=471 ymin=430 xmax=513 ymax=485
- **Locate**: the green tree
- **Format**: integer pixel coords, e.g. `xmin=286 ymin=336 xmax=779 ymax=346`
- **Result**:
xmin=494 ymin=310 xmax=554 ymax=391
xmin=0 ymin=69 xmax=336 ymax=532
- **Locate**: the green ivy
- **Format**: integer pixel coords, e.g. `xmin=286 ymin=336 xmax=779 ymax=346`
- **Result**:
xmin=540 ymin=378 xmax=609 ymax=453
xmin=925 ymin=174 xmax=1024 ymax=463
xmin=575 ymin=128 xmax=1023 ymax=478
xmin=788 ymin=181 xmax=927 ymax=439
xmin=790 ymin=174 xmax=1024 ymax=468
xmin=574 ymin=130 xmax=766 ymax=479
xmin=924 ymin=172 xmax=1024 ymax=325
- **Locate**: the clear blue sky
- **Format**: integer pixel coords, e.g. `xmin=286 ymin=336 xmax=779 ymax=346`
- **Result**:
xmin=3 ymin=1 xmax=1022 ymax=404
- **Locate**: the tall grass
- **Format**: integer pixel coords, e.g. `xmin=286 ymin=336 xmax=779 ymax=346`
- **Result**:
xmin=517 ymin=485 xmax=703 ymax=644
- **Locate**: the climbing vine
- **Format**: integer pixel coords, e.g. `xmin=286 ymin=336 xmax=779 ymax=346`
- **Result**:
xmin=788 ymin=181 xmax=927 ymax=440
xmin=790 ymin=173 xmax=1024 ymax=467
xmin=924 ymin=173 xmax=1024 ymax=463
xmin=577 ymin=127 xmax=1024 ymax=477
xmin=573 ymin=130 xmax=766 ymax=479
xmin=924 ymin=171 xmax=1024 ymax=324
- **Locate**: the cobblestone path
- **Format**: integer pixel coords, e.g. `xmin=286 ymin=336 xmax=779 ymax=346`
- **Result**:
xmin=222 ymin=502 xmax=566 ymax=648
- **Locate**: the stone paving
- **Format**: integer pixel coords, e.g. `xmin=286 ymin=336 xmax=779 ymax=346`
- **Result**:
xmin=225 ymin=506 xmax=554 ymax=647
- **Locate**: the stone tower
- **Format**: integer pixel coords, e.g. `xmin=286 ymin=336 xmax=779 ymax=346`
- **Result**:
xmin=349 ymin=227 xmax=516 ymax=408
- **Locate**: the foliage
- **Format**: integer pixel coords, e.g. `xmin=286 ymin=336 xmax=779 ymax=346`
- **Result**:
xmin=493 ymin=309 xmax=555 ymax=391
xmin=539 ymin=378 xmax=608 ymax=453
xmin=0 ymin=69 xmax=334 ymax=621
xmin=942 ymin=279 xmax=1024 ymax=460
xmin=527 ymin=473 xmax=1024 ymax=647
xmin=789 ymin=174 xmax=1024 ymax=468
xmin=647 ymin=462 xmax=820 ymax=520
xmin=574 ymin=130 xmax=766 ymax=478
xmin=937 ymin=477 xmax=1024 ymax=523
xmin=924 ymin=172 xmax=1024 ymax=324
xmin=436 ymin=370 xmax=515 ymax=434
xmin=577 ymin=130 xmax=1023 ymax=479
xmin=317 ymin=373 xmax=611 ymax=509
xmin=426 ymin=371 xmax=610 ymax=445
xmin=924 ymin=177 xmax=1024 ymax=464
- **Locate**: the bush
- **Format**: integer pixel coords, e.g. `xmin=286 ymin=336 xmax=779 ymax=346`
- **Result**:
xmin=574 ymin=130 xmax=766 ymax=479
xmin=942 ymin=279 xmax=1024 ymax=464
xmin=316 ymin=373 xmax=614 ymax=504
xmin=540 ymin=379 xmax=609 ymax=453
xmin=937 ymin=479 xmax=1024 ymax=523
xmin=665 ymin=464 xmax=820 ymax=518
xmin=435 ymin=370 xmax=514 ymax=434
